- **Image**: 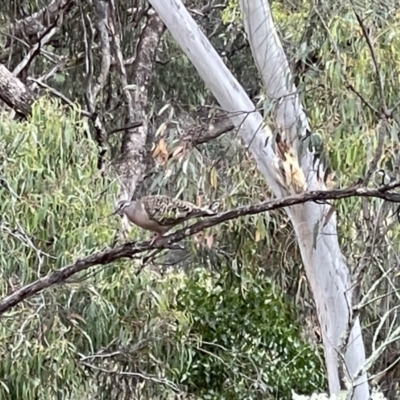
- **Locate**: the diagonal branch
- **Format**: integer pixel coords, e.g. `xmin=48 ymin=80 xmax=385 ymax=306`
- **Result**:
xmin=6 ymin=0 xmax=74 ymax=47
xmin=0 ymin=64 xmax=35 ymax=117
xmin=349 ymin=0 xmax=387 ymax=115
xmin=80 ymin=361 xmax=180 ymax=392
xmin=1 ymin=181 xmax=400 ymax=315
xmin=13 ymin=22 xmax=60 ymax=78
xmin=183 ymin=114 xmax=235 ymax=146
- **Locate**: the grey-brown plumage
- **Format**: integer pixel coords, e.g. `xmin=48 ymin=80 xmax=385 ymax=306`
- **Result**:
xmin=115 ymin=195 xmax=218 ymax=243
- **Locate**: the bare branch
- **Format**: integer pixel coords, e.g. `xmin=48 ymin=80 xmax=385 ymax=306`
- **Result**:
xmin=29 ymin=56 xmax=69 ymax=88
xmin=0 ymin=64 xmax=35 ymax=117
xmin=184 ymin=120 xmax=235 ymax=146
xmin=108 ymin=122 xmax=144 ymax=136
xmin=6 ymin=0 xmax=74 ymax=47
xmin=26 ymin=78 xmax=92 ymax=118
xmin=344 ymin=82 xmax=377 ymax=115
xmin=80 ymin=361 xmax=180 ymax=392
xmin=13 ymin=23 xmax=60 ymax=78
xmin=1 ymin=181 xmax=400 ymax=315
xmin=349 ymin=0 xmax=387 ymax=115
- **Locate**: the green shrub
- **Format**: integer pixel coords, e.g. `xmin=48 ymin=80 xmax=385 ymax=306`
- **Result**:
xmin=170 ymin=270 xmax=326 ymax=399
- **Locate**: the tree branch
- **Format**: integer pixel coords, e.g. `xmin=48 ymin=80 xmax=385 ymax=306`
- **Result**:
xmin=0 ymin=64 xmax=35 ymax=117
xmin=13 ymin=22 xmax=60 ymax=79
xmin=80 ymin=361 xmax=180 ymax=392
xmin=349 ymin=0 xmax=387 ymax=115
xmin=1 ymin=181 xmax=400 ymax=315
xmin=184 ymin=120 xmax=235 ymax=146
xmin=6 ymin=0 xmax=74 ymax=47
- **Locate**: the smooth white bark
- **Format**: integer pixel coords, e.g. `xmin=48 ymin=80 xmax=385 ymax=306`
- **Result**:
xmin=239 ymin=1 xmax=369 ymax=398
xmin=148 ymin=0 xmax=369 ymax=398
xmin=238 ymin=0 xmax=369 ymax=397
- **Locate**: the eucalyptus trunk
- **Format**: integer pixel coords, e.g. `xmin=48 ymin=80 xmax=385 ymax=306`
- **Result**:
xmin=238 ymin=1 xmax=369 ymax=398
xmin=147 ymin=0 xmax=369 ymax=398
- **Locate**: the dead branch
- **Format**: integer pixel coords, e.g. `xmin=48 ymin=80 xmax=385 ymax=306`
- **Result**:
xmin=27 ymin=78 xmax=92 ymax=118
xmin=6 ymin=0 xmax=74 ymax=47
xmin=1 ymin=181 xmax=400 ymax=315
xmin=108 ymin=122 xmax=144 ymax=136
xmin=80 ymin=361 xmax=180 ymax=392
xmin=184 ymin=121 xmax=235 ymax=146
xmin=0 ymin=64 xmax=35 ymax=117
xmin=13 ymin=19 xmax=61 ymax=79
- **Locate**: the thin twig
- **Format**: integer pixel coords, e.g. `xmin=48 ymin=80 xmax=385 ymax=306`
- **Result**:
xmin=349 ymin=0 xmax=387 ymax=114
xmin=27 ymin=78 xmax=92 ymax=117
xmin=81 ymin=361 xmax=180 ymax=392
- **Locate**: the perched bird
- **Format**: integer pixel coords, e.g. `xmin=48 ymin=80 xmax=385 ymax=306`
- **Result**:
xmin=115 ymin=195 xmax=218 ymax=243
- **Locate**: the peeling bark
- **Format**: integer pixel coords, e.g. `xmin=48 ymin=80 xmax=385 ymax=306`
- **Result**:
xmin=84 ymin=0 xmax=112 ymax=169
xmin=239 ymin=1 xmax=369 ymax=398
xmin=147 ymin=0 xmax=369 ymax=398
xmin=109 ymin=5 xmax=165 ymax=200
xmin=0 ymin=64 xmax=35 ymax=117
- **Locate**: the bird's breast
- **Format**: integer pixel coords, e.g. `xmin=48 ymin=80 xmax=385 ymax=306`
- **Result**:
xmin=128 ymin=210 xmax=169 ymax=234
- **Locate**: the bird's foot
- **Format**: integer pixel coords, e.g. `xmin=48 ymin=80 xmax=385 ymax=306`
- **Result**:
xmin=150 ymin=232 xmax=163 ymax=245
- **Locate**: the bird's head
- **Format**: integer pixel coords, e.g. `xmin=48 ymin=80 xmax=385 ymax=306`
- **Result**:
xmin=115 ymin=200 xmax=132 ymax=216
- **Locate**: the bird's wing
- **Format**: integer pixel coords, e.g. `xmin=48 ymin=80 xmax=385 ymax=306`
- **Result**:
xmin=142 ymin=195 xmax=216 ymax=226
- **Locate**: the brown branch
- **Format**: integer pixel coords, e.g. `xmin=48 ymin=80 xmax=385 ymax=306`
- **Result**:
xmin=182 ymin=107 xmax=236 ymax=146
xmin=1 ymin=181 xmax=400 ymax=315
xmin=349 ymin=0 xmax=387 ymax=115
xmin=108 ymin=122 xmax=143 ymax=135
xmin=185 ymin=121 xmax=235 ymax=146
xmin=80 ymin=361 xmax=180 ymax=392
xmin=6 ymin=0 xmax=74 ymax=47
xmin=0 ymin=64 xmax=35 ymax=117
xmin=345 ymin=82 xmax=377 ymax=115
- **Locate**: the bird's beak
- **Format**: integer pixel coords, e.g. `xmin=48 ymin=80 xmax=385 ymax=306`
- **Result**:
xmin=103 ymin=208 xmax=121 ymax=219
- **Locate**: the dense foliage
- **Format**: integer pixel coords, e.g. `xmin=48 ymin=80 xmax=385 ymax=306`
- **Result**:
xmin=173 ymin=270 xmax=325 ymax=399
xmin=0 ymin=101 xmax=325 ymax=399
xmin=1 ymin=0 xmax=400 ymax=398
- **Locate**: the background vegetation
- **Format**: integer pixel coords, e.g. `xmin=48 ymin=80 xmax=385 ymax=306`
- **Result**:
xmin=0 ymin=0 xmax=400 ymax=398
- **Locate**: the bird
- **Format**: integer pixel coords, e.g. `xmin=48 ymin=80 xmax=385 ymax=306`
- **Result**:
xmin=115 ymin=195 xmax=218 ymax=244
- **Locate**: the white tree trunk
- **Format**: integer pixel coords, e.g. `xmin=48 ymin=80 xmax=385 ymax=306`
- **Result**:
xmin=147 ymin=0 xmax=369 ymax=398
xmin=238 ymin=1 xmax=369 ymax=398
